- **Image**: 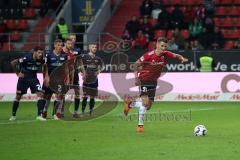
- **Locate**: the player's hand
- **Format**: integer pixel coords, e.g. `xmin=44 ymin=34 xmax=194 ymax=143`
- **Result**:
xmin=181 ymin=57 xmax=188 ymax=63
xmin=17 ymin=72 xmax=24 ymax=78
xmin=135 ymin=77 xmax=141 ymax=86
xmin=44 ymin=76 xmax=50 ymax=87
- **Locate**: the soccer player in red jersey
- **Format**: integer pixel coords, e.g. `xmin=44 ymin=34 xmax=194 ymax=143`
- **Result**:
xmin=124 ymin=37 xmax=188 ymax=132
xmin=62 ymin=37 xmax=85 ymax=117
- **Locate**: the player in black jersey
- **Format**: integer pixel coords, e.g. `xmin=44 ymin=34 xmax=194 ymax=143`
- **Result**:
xmin=81 ymin=42 xmax=104 ymax=115
xmin=9 ymin=46 xmax=46 ymax=121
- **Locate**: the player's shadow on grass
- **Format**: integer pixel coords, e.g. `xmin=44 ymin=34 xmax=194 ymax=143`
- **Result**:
xmin=62 ymin=88 xmax=119 ymax=121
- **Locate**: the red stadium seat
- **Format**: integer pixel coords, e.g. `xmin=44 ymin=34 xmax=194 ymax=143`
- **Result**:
xmin=215 ymin=7 xmax=227 ymax=16
xmin=224 ymin=41 xmax=234 ymax=49
xmin=180 ymin=6 xmax=186 ymax=13
xmin=31 ymin=0 xmax=42 ymax=8
xmin=222 ymin=29 xmax=231 ymax=38
xmin=228 ymin=6 xmax=239 ymax=16
xmin=10 ymin=31 xmax=21 ymax=41
xmin=155 ymin=30 xmax=166 ymax=38
xmin=167 ymin=6 xmax=174 ymax=13
xmin=213 ymin=17 xmax=221 ymax=27
xmin=17 ymin=19 xmax=29 ymax=30
xmin=172 ymin=0 xmax=182 ymax=5
xmin=148 ymin=18 xmax=158 ymax=26
xmin=180 ymin=29 xmax=189 ymax=39
xmin=6 ymin=19 xmax=17 ymax=30
xmin=166 ymin=30 xmax=174 ymax=39
xmin=221 ymin=17 xmax=233 ymax=27
xmin=184 ymin=0 xmax=196 ymax=6
xmin=232 ymin=18 xmax=240 ymax=27
xmin=233 ymin=0 xmax=240 ymax=4
xmin=221 ymin=0 xmax=233 ymax=4
xmin=24 ymin=8 xmax=36 ymax=18
xmin=0 ymin=43 xmax=15 ymax=51
xmin=229 ymin=29 xmax=240 ymax=39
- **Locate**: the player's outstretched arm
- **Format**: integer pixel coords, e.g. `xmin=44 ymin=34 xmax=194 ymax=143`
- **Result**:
xmin=134 ymin=60 xmax=142 ymax=86
xmin=174 ymin=54 xmax=188 ymax=63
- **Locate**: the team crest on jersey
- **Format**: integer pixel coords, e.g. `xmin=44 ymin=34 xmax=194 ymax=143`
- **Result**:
xmin=151 ymin=60 xmax=164 ymax=65
xmin=148 ymin=51 xmax=154 ymax=56
xmin=160 ymin=56 xmax=165 ymax=60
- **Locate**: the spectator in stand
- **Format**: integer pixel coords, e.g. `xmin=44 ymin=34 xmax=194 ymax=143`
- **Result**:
xmin=203 ymin=15 xmax=214 ymax=33
xmin=170 ymin=4 xmax=185 ymax=29
xmin=156 ymin=7 xmax=170 ymax=29
xmin=121 ymin=29 xmax=132 ymax=41
xmin=189 ymin=17 xmax=203 ymax=41
xmin=39 ymin=0 xmax=50 ymax=17
xmin=196 ymin=4 xmax=206 ymax=22
xmin=211 ymin=26 xmax=225 ymax=50
xmin=203 ymin=0 xmax=215 ymax=17
xmin=198 ymin=27 xmax=212 ymax=49
xmin=142 ymin=17 xmax=153 ymax=32
xmin=152 ymin=0 xmax=165 ymax=10
xmin=167 ymin=37 xmax=178 ymax=51
xmin=0 ymin=16 xmax=7 ymax=48
xmin=144 ymin=26 xmax=155 ymax=42
xmin=188 ymin=40 xmax=204 ymax=50
xmin=140 ymin=17 xmax=154 ymax=41
xmin=56 ymin=17 xmax=69 ymax=41
xmin=233 ymin=39 xmax=240 ymax=49
xmin=140 ymin=0 xmax=154 ymax=17
xmin=125 ymin=16 xmax=140 ymax=39
xmin=21 ymin=0 xmax=30 ymax=7
xmin=184 ymin=6 xmax=196 ymax=28
xmin=133 ymin=30 xmax=148 ymax=49
xmin=173 ymin=28 xmax=186 ymax=50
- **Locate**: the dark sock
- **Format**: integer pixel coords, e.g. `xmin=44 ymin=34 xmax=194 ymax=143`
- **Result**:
xmin=74 ymin=98 xmax=80 ymax=112
xmin=12 ymin=100 xmax=19 ymax=116
xmin=37 ymin=99 xmax=46 ymax=116
xmin=89 ymin=98 xmax=95 ymax=114
xmin=82 ymin=97 xmax=88 ymax=113
xmin=52 ymin=100 xmax=59 ymax=115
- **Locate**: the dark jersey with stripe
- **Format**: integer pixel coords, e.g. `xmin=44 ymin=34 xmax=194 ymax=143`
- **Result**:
xmin=82 ymin=53 xmax=103 ymax=84
xmin=45 ymin=50 xmax=68 ymax=74
xmin=19 ymin=53 xmax=44 ymax=79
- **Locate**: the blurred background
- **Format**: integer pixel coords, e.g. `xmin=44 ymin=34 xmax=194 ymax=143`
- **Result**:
xmin=0 ymin=0 xmax=239 ymax=73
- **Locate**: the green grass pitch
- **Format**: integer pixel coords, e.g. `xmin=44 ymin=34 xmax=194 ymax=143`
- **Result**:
xmin=0 ymin=101 xmax=240 ymax=160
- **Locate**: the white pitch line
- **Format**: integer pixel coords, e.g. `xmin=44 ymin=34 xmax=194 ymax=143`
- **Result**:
xmin=0 ymin=119 xmax=55 ymax=125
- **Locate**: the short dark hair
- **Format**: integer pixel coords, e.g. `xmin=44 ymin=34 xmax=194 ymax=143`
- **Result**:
xmin=33 ymin=46 xmax=44 ymax=51
xmin=54 ymin=39 xmax=63 ymax=44
xmin=65 ymin=38 xmax=72 ymax=42
xmin=157 ymin=37 xmax=167 ymax=43
xmin=89 ymin=42 xmax=98 ymax=46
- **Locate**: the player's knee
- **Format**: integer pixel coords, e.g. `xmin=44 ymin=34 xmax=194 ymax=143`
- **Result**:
xmin=36 ymin=92 xmax=44 ymax=98
xmin=15 ymin=94 xmax=22 ymax=101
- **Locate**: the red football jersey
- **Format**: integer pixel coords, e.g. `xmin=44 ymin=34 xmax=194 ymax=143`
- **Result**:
xmin=62 ymin=49 xmax=75 ymax=59
xmin=138 ymin=50 xmax=175 ymax=83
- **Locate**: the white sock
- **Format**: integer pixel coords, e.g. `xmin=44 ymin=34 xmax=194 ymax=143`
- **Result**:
xmin=43 ymin=99 xmax=50 ymax=112
xmin=138 ymin=104 xmax=147 ymax=126
xmin=130 ymin=98 xmax=142 ymax=108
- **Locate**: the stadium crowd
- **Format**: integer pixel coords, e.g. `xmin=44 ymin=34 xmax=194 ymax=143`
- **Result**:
xmin=122 ymin=0 xmax=239 ymax=50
